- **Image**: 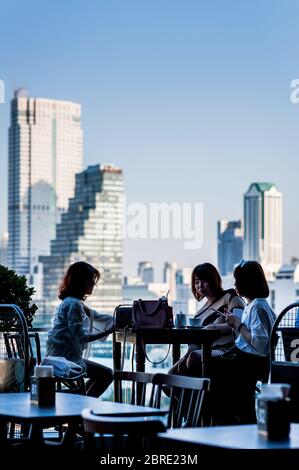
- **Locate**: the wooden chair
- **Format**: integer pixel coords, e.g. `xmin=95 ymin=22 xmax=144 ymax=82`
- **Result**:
xmin=149 ymin=373 xmax=210 ymax=428
xmin=113 ymin=370 xmax=154 ymax=406
xmin=81 ymin=408 xmax=166 ymax=452
xmin=270 ymin=301 xmax=299 ymax=422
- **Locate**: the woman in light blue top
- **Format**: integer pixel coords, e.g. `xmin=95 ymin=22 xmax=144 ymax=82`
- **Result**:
xmin=208 ymin=260 xmax=276 ymax=424
xmin=47 ymin=261 xmax=114 ymax=397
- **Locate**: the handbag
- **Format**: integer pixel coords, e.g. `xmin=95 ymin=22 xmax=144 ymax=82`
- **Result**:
xmin=132 ymin=297 xmax=173 ymax=329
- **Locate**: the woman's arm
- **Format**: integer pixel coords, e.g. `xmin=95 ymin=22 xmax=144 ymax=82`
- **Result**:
xmin=66 ymin=300 xmax=113 ymax=344
xmin=204 ymin=322 xmax=232 ymax=334
xmin=225 ymin=307 xmax=268 ymax=352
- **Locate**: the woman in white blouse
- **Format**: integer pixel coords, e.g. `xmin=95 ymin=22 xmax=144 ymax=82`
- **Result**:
xmin=208 ymin=260 xmax=276 ymax=424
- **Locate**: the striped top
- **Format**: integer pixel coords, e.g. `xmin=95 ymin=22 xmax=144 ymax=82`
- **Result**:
xmin=194 ymin=289 xmax=245 ymax=348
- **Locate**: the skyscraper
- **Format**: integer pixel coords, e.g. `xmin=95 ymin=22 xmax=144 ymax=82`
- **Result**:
xmin=0 ymin=232 xmax=8 ymax=267
xmin=41 ymin=164 xmax=123 ymax=313
xmin=243 ymin=182 xmax=283 ymax=279
xmin=138 ymin=261 xmax=154 ymax=284
xmin=8 ymin=89 xmax=83 ymax=279
xmin=217 ymin=220 xmax=243 ymax=276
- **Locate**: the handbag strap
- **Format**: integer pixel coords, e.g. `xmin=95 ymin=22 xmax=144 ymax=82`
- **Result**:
xmin=137 ymin=298 xmax=165 ymax=316
xmin=139 ymin=335 xmax=171 ymax=365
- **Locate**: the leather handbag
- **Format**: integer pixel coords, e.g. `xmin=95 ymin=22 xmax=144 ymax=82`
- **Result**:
xmin=132 ymin=297 xmax=173 ymax=329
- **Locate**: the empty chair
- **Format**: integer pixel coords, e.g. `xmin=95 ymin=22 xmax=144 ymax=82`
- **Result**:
xmin=114 ymin=370 xmax=154 ymax=406
xmin=81 ymin=408 xmax=166 ymax=453
xmin=270 ymin=301 xmax=299 ymax=421
xmin=149 ymin=373 xmax=210 ymax=428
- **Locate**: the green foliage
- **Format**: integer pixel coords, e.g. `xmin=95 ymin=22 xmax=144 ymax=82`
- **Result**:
xmin=0 ymin=265 xmax=37 ymax=328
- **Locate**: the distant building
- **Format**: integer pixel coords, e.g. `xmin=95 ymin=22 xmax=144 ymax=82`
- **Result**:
xmin=173 ymin=267 xmax=196 ymax=316
xmin=269 ymin=264 xmax=299 ymax=314
xmin=163 ymin=261 xmax=177 ymax=302
xmin=8 ymin=89 xmax=83 ymax=281
xmin=40 ymin=164 xmax=123 ymax=314
xmin=138 ymin=261 xmax=154 ymax=284
xmin=0 ymin=232 xmax=8 ymax=266
xmin=243 ymin=182 xmax=283 ymax=279
xmin=217 ymin=220 xmax=243 ymax=276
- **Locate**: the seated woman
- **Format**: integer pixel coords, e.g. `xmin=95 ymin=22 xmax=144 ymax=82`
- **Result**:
xmin=200 ymin=260 xmax=276 ymax=424
xmin=46 ymin=261 xmax=114 ymax=397
xmin=169 ymin=262 xmax=245 ymax=375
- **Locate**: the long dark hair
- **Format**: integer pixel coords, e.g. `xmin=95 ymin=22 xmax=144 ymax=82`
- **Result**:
xmin=58 ymin=261 xmax=100 ymax=300
xmin=191 ymin=263 xmax=223 ymax=301
xmin=234 ymin=261 xmax=269 ymax=299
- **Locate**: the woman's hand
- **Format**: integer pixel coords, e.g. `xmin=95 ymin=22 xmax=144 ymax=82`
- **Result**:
xmin=223 ymin=308 xmax=241 ymax=330
xmin=105 ymin=326 xmax=115 ymax=335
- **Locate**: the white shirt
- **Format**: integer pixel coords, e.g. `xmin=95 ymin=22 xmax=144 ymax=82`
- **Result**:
xmin=235 ymin=298 xmax=276 ymax=357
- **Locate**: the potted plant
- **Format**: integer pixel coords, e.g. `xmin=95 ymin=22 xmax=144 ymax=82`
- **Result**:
xmin=0 ymin=264 xmax=37 ymax=330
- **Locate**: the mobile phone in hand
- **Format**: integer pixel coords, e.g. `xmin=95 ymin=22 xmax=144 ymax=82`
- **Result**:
xmin=210 ymin=307 xmax=227 ymax=317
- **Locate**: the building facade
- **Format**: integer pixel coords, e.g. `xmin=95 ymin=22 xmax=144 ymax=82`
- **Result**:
xmin=138 ymin=261 xmax=154 ymax=284
xmin=40 ymin=164 xmax=123 ymax=314
xmin=8 ymin=89 xmax=83 ymax=280
xmin=0 ymin=232 xmax=8 ymax=267
xmin=217 ymin=220 xmax=243 ymax=276
xmin=269 ymin=264 xmax=299 ymax=314
xmin=243 ymin=182 xmax=283 ymax=279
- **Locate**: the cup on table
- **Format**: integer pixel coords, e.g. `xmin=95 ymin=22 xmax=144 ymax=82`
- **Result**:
xmin=189 ymin=317 xmax=202 ymax=327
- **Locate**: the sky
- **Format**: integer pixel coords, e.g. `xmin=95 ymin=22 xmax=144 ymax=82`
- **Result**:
xmin=1 ymin=0 xmax=299 ymax=280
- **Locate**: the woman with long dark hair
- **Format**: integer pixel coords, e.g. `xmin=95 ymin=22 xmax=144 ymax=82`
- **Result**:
xmin=46 ymin=261 xmax=114 ymax=397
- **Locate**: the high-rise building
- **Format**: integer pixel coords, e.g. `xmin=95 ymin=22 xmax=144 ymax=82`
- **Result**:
xmin=243 ymin=182 xmax=283 ymax=279
xmin=217 ymin=220 xmax=243 ymax=276
xmin=8 ymin=89 xmax=83 ymax=280
xmin=0 ymin=232 xmax=8 ymax=266
xmin=137 ymin=261 xmax=154 ymax=284
xmin=40 ymin=164 xmax=123 ymax=314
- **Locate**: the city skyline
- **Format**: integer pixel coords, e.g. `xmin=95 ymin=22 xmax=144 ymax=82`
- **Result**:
xmin=1 ymin=1 xmax=299 ymax=279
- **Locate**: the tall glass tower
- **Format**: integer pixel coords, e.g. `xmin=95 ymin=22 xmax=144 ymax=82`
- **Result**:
xmin=217 ymin=220 xmax=243 ymax=276
xmin=40 ymin=164 xmax=123 ymax=314
xmin=243 ymin=182 xmax=283 ymax=279
xmin=8 ymin=89 xmax=83 ymax=279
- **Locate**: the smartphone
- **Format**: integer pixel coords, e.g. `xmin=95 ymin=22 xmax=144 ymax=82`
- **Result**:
xmin=209 ymin=307 xmax=226 ymax=317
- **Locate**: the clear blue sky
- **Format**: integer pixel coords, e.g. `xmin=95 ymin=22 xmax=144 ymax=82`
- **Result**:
xmin=1 ymin=0 xmax=299 ymax=279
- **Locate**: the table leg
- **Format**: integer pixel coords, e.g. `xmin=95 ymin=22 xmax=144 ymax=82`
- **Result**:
xmin=0 ymin=420 xmax=7 ymax=445
xmin=136 ymin=338 xmax=145 ymax=372
xmin=202 ymin=343 xmax=212 ymax=377
xmin=113 ymin=333 xmax=121 ymax=371
xmin=172 ymin=344 xmax=181 ymax=365
xmin=113 ymin=334 xmax=122 ymax=401
xmin=136 ymin=338 xmax=146 ymax=404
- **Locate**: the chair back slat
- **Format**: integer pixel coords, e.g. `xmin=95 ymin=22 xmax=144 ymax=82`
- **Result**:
xmin=149 ymin=373 xmax=210 ymax=428
xmin=113 ymin=370 xmax=154 ymax=406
